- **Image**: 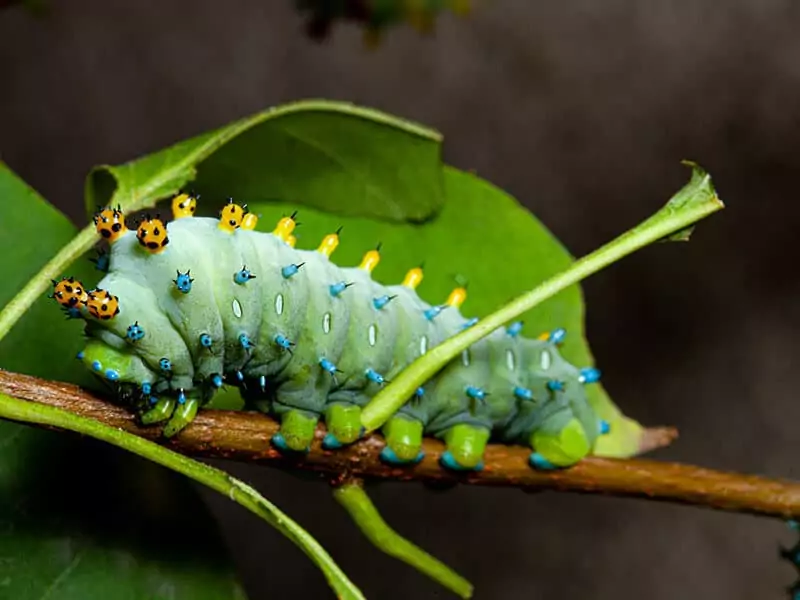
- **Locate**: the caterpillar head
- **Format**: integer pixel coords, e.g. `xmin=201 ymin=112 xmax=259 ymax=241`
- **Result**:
xmin=79 ymin=339 xmax=154 ymax=387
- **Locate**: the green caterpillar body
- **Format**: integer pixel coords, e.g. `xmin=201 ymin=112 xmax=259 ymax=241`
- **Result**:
xmin=63 ymin=197 xmax=608 ymax=471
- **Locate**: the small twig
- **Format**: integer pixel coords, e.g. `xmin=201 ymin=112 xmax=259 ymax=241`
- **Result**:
xmin=333 ymin=477 xmax=473 ymax=598
xmin=1 ymin=369 xmax=798 ymax=521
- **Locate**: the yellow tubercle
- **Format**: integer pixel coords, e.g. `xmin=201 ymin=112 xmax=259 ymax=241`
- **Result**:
xmin=86 ymin=289 xmax=120 ymax=320
xmin=446 ymin=287 xmax=467 ymax=308
xmin=402 ymin=267 xmax=424 ymax=289
xmin=94 ymin=207 xmax=127 ymax=244
xmin=273 ymin=213 xmax=297 ymax=241
xmin=51 ymin=277 xmax=88 ymax=308
xmin=219 ymin=199 xmax=247 ymax=233
xmin=537 ymin=332 xmax=550 ymax=341
xmin=317 ymin=231 xmax=340 ymax=258
xmin=136 ymin=217 xmax=169 ymax=254
xmin=171 ymin=193 xmax=197 ymax=219
xmin=241 ymin=213 xmax=259 ymax=231
xmin=286 ymin=234 xmax=297 ymax=248
xmin=359 ymin=248 xmax=381 ymax=273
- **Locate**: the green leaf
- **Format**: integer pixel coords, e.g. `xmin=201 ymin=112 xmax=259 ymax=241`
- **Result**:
xmin=238 ymin=165 xmax=646 ymax=457
xmin=0 ymin=161 xmax=97 ymax=385
xmin=0 ymin=163 xmax=246 ymax=599
xmin=85 ymin=99 xmax=444 ymax=223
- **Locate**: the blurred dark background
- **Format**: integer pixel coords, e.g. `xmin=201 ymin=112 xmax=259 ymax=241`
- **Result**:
xmin=2 ymin=1 xmax=799 ymax=598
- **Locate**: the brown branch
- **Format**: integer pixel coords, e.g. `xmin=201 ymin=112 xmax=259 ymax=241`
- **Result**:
xmin=1 ymin=369 xmax=799 ymax=520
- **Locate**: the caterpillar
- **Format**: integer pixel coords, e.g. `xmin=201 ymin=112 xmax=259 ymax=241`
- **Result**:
xmin=52 ymin=193 xmax=611 ymax=472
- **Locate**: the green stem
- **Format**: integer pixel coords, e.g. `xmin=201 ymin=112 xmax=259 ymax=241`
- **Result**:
xmin=0 ymin=392 xmax=365 ymax=600
xmin=361 ymin=163 xmax=724 ymax=432
xmin=333 ymin=480 xmax=473 ymax=599
xmin=0 ymin=224 xmax=97 ymax=342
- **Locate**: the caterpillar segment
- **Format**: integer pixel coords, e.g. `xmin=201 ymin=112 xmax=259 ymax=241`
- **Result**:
xmin=65 ymin=197 xmax=611 ymax=472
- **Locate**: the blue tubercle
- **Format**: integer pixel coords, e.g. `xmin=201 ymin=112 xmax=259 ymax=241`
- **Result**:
xmin=76 ymin=351 xmax=85 ymax=360
xmin=372 ymin=295 xmax=395 ymax=310
xmin=64 ymin=306 xmax=82 ymax=319
xmin=177 ymin=389 xmax=186 ymax=404
xmin=90 ymin=249 xmax=110 ymax=273
xmin=546 ymin=379 xmax=564 ymax=391
xmin=465 ymin=386 xmax=487 ymax=401
xmin=126 ymin=321 xmax=145 ymax=342
xmin=274 ymin=334 xmax=294 ymax=351
xmin=104 ymin=368 xmax=119 ymax=381
xmin=233 ymin=266 xmax=256 ymax=285
xmin=149 ymin=394 xmax=158 ymax=405
xmin=440 ymin=451 xmax=484 ymax=472
xmin=599 ymin=420 xmax=611 ymax=435
xmin=319 ymin=358 xmax=338 ymax=375
xmin=322 ymin=433 xmax=343 ymax=450
xmin=380 ymin=446 xmax=425 ymax=465
xmin=549 ymin=327 xmax=567 ymax=344
xmin=281 ymin=263 xmax=304 ymax=279
xmin=423 ymin=305 xmax=445 ymax=321
xmin=210 ymin=374 xmax=223 ymax=389
xmin=142 ymin=382 xmax=152 ymax=395
xmin=259 ymin=375 xmax=266 ymax=392
xmin=461 ymin=317 xmax=479 ymax=329
xmin=239 ymin=333 xmax=255 ymax=350
xmin=506 ymin=321 xmax=523 ymax=337
xmin=513 ymin=386 xmax=533 ymax=401
xmin=365 ymin=368 xmax=386 ymax=385
xmin=529 ymin=452 xmax=558 ymax=470
xmin=173 ymin=270 xmax=193 ymax=294
xmin=415 ymin=386 xmax=425 ymax=399
xmin=579 ymin=367 xmax=602 ymax=384
xmin=199 ymin=333 xmax=213 ymax=348
xmin=235 ymin=370 xmax=244 ymax=383
xmin=159 ymin=358 xmax=172 ymax=372
xmin=329 ymin=281 xmax=350 ymax=297
xmin=91 ymin=360 xmax=102 ymax=372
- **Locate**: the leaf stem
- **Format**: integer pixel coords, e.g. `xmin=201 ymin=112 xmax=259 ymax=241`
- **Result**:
xmin=0 ymin=391 xmax=365 ymax=600
xmin=361 ymin=163 xmax=724 ymax=432
xmin=333 ymin=478 xmax=474 ymax=599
